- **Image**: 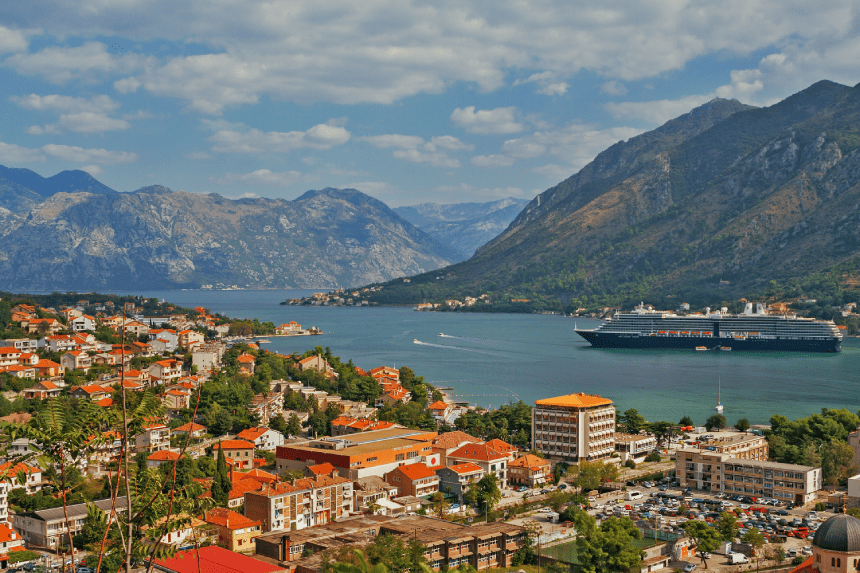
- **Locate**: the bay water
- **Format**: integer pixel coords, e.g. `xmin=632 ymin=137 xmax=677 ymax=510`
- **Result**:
xmin=131 ymin=289 xmax=860 ymax=426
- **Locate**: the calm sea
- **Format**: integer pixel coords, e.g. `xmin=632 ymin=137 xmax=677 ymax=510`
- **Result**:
xmin=127 ymin=289 xmax=860 ymax=426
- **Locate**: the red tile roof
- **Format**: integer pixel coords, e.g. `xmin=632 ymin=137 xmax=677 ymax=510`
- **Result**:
xmin=204 ymin=507 xmax=262 ymax=530
xmin=448 ymin=443 xmax=507 ymax=462
xmin=484 ymin=439 xmax=517 ymax=455
xmin=213 ymin=439 xmax=255 ymax=450
xmin=433 ymin=431 xmax=480 ymax=450
xmin=174 ymin=422 xmax=206 ymax=432
xmin=236 ymin=353 xmax=256 ymax=364
xmin=0 ymin=522 xmax=21 ymax=543
xmin=395 ymin=462 xmax=437 ymax=481
xmin=427 ymin=400 xmax=449 ymax=411
xmin=153 ymin=546 xmax=282 ymax=573
xmin=96 ymin=397 xmax=114 ymax=407
xmin=148 ymin=451 xmax=181 ymax=461
xmin=307 ymin=462 xmax=336 ymax=475
xmin=446 ymin=462 xmax=484 ymax=475
xmin=236 ymin=427 xmax=268 ymax=441
xmin=509 ymin=454 xmax=549 ymax=470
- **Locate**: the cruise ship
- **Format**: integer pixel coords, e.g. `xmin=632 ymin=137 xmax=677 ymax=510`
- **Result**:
xmin=575 ymin=302 xmax=842 ymax=352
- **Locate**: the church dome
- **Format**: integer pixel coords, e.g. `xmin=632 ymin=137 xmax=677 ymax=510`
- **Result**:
xmin=812 ymin=514 xmax=860 ymax=553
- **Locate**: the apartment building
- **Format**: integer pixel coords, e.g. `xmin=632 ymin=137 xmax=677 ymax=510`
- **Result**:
xmin=436 ymin=463 xmax=485 ymax=503
xmin=134 ymin=421 xmax=171 ymax=453
xmin=676 ymin=449 xmax=821 ymax=503
xmin=0 ymin=461 xmax=43 ymax=524
xmin=384 ymin=462 xmax=439 ymax=497
xmin=243 ymin=471 xmax=353 ymax=532
xmin=696 ymin=433 xmax=769 ymax=460
xmin=14 ymin=497 xmax=127 ymax=548
xmin=447 ymin=443 xmax=509 ymax=489
xmin=275 ymin=427 xmax=439 ymax=480
xmin=614 ymin=433 xmax=659 ymax=462
xmin=204 ymin=508 xmax=263 ymax=553
xmin=507 ymin=454 xmax=551 ymax=488
xmin=255 ymin=514 xmax=526 ymax=572
xmin=531 ymin=393 xmax=615 ymax=462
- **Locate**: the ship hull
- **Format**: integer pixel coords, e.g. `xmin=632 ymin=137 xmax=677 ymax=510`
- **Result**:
xmin=575 ymin=330 xmax=841 ymax=352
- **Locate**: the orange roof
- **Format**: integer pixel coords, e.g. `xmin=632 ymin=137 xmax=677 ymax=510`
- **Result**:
xmin=427 ymin=400 xmax=449 ymax=410
xmin=237 ymin=353 xmax=256 ymax=363
xmin=449 ymin=443 xmax=507 ymax=462
xmin=0 ymin=461 xmax=40 ymax=478
xmin=307 ymin=462 xmax=336 ymax=475
xmin=232 ymin=468 xmax=277 ymax=485
xmin=236 ymin=427 xmax=268 ymax=441
xmin=394 ymin=462 xmax=437 ymax=481
xmin=174 ymin=422 xmax=206 ymax=432
xmin=447 ymin=462 xmax=484 ymax=475
xmin=484 ymin=439 xmax=517 ymax=455
xmin=0 ymin=522 xmax=20 ymax=543
xmin=786 ymin=556 xmax=816 ymax=573
xmin=509 ymin=454 xmax=549 ymax=470
xmin=148 ymin=450 xmax=181 ymax=461
xmin=166 ymin=390 xmax=187 ymax=396
xmin=0 ymin=346 xmax=20 ymax=354
xmin=204 ymin=507 xmax=262 ymax=530
xmin=33 ymin=379 xmax=59 ymax=389
xmin=534 ymin=392 xmax=613 ymax=408
xmin=433 ymin=431 xmax=480 ymax=449
xmin=96 ymin=397 xmax=114 ymax=407
xmin=77 ymin=384 xmax=105 ymax=394
xmin=213 ymin=439 xmax=255 ymax=450
xmin=228 ymin=477 xmax=264 ymax=500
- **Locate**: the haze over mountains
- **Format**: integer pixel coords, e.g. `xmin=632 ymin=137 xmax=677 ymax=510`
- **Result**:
xmin=361 ymin=80 xmax=860 ymax=308
xmin=0 ymin=167 xmax=524 ymax=292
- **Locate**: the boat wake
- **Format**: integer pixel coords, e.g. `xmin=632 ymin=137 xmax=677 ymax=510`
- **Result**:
xmin=438 ymin=333 xmax=501 ymax=346
xmin=413 ymin=339 xmax=502 ymax=356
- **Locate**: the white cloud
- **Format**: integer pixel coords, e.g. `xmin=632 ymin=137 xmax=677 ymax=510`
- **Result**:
xmin=0 ymin=25 xmax=28 ymax=54
xmin=58 ymin=112 xmax=130 ymax=133
xmin=435 ymin=183 xmax=527 ymax=200
xmin=513 ymin=72 xmax=568 ymax=96
xmin=42 ymin=144 xmax=137 ymax=164
xmin=604 ymin=94 xmax=714 ymax=125
xmin=360 ymin=133 xmax=470 ymax=168
xmin=114 ymin=77 xmax=141 ymax=94
xmin=80 ymin=164 xmax=104 ymax=177
xmin=450 ymin=106 xmax=524 ymax=134
xmin=500 ymin=124 xmax=644 ymax=170
xmin=6 ymin=41 xmax=146 ymax=84
xmin=0 ymin=141 xmax=45 ymax=163
xmin=210 ymin=123 xmax=351 ymax=153
xmin=211 ymin=169 xmax=304 ymax=186
xmin=26 ymin=124 xmax=62 ymax=135
xmin=600 ymin=80 xmax=628 ymax=96
xmin=532 ymin=163 xmax=573 ymax=180
xmin=536 ymin=82 xmax=568 ymax=96
xmin=11 ymin=94 xmax=119 ymax=113
xmin=471 ymin=155 xmax=515 ymax=168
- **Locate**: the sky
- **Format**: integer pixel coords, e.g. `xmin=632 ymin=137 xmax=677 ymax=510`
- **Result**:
xmin=0 ymin=1 xmax=859 ymax=208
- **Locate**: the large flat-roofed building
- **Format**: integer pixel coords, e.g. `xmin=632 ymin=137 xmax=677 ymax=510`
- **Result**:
xmin=14 ymin=497 xmax=127 ymax=548
xmin=531 ymin=393 xmax=615 ymax=462
xmin=694 ymin=432 xmax=769 ymax=460
xmin=275 ymin=427 xmax=438 ymax=480
xmin=676 ymin=449 xmax=822 ymax=504
xmin=254 ymin=514 xmax=526 ymax=572
xmin=614 ymin=433 xmax=658 ymax=462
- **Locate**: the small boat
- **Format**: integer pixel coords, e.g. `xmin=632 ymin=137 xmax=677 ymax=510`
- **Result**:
xmin=695 ymin=346 xmax=708 ymax=351
xmin=715 ymin=379 xmax=724 ymax=413
xmin=721 ymin=346 xmax=732 ymax=351
xmin=257 ymin=339 xmax=271 ymax=344
xmin=439 ymin=333 xmax=443 ymax=336
xmin=413 ymin=339 xmax=420 ymax=344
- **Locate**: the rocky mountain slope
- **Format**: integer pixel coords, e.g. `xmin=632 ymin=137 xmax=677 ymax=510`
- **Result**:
xmin=0 ymin=183 xmax=458 ymax=291
xmin=394 ymin=198 xmax=529 ymax=260
xmin=360 ymin=80 xmax=860 ymax=309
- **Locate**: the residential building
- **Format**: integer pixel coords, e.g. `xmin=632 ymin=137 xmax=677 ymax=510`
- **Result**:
xmin=676 ymin=449 xmax=821 ymax=503
xmin=352 ymin=476 xmax=399 ymax=512
xmin=375 ymin=385 xmax=410 ymax=407
xmin=212 ymin=439 xmax=257 ymax=470
xmin=531 ymin=393 xmax=616 ymax=462
xmin=0 ymin=338 xmax=38 ymax=352
xmin=384 ymin=462 xmax=439 ymax=498
xmin=69 ymin=315 xmax=96 ymax=332
xmin=848 ymin=474 xmax=860 ymax=508
xmin=237 ymin=353 xmax=256 ymax=374
xmin=248 ymin=392 xmax=283 ymax=425
xmin=274 ymin=322 xmax=302 ymax=335
xmin=614 ymin=433 xmax=659 ymax=462
xmin=507 ymin=454 xmax=551 ymax=487
xmin=275 ymin=427 xmax=439 ymax=480
xmin=163 ymin=388 xmax=191 ymax=410
xmin=60 ymin=350 xmax=93 ymax=372
xmin=13 ymin=497 xmax=127 ymax=548
xmin=148 ymin=450 xmax=182 ymax=468
xmin=848 ymin=426 xmax=860 ymax=475
xmin=0 ymin=461 xmax=42 ymax=523
xmin=296 ymin=355 xmax=336 ymax=377
xmin=431 ymin=431 xmax=482 ymax=467
xmin=427 ymin=400 xmax=453 ymax=422
xmin=330 ymin=416 xmax=399 ymax=436
xmin=436 ymin=463 xmax=485 ymax=504
xmin=237 ymin=427 xmax=285 ymax=451
xmin=69 ymin=384 xmax=110 ymax=401
xmin=254 ymin=514 xmax=526 ymax=572
xmin=243 ymin=471 xmax=353 ymax=532
xmin=0 ymin=522 xmax=25 ymax=569
xmin=204 ymin=508 xmax=263 ymax=553
xmin=0 ymin=347 xmax=21 ymax=367
xmin=149 ymin=359 xmax=183 ymax=385
xmin=24 ymin=380 xmax=62 ymax=399
xmin=690 ymin=433 xmax=769 ymax=460
xmin=134 ymin=421 xmax=171 ymax=453
xmin=173 ymin=422 xmax=207 ymax=439
xmin=177 ymin=329 xmax=205 ymax=350
xmin=192 ymin=343 xmax=226 ymax=373
xmin=447 ymin=443 xmax=509 ymax=488
xmin=483 ymin=439 xmax=518 ymax=462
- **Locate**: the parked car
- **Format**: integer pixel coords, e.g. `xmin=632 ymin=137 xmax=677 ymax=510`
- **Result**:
xmin=683 ymin=564 xmax=697 ymax=572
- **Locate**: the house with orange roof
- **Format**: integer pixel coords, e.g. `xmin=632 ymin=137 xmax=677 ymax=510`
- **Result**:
xmin=147 ymin=450 xmax=182 ymax=468
xmin=243 ymin=471 xmax=353 ymax=532
xmin=369 ymin=366 xmax=399 ymax=381
xmin=212 ymin=439 xmax=257 ymax=470
xmin=233 ymin=468 xmax=278 ymax=487
xmin=435 ymin=462 xmax=486 ymax=503
xmin=173 ymin=422 xmax=207 ymax=439
xmin=248 ymin=392 xmax=283 ymax=425
xmin=60 ymin=350 xmax=93 ymax=372
xmin=296 ymin=354 xmax=337 ymax=377
xmin=204 ymin=507 xmax=263 ymax=552
xmin=427 ymin=400 xmax=452 ymax=421
xmin=447 ymin=443 xmax=509 ymax=488
xmin=24 ymin=379 xmax=62 ymax=399
xmin=236 ymin=353 xmax=256 ymax=375
xmin=0 ymin=364 xmax=35 ymax=379
xmin=95 ymin=397 xmax=114 ymax=408
xmin=274 ymin=321 xmax=302 ymax=335
xmin=134 ymin=420 xmax=171 ymax=453
xmin=59 ymin=307 xmax=82 ymax=320
xmin=178 ymin=329 xmax=205 ymax=350
xmin=331 ymin=416 xmax=399 ymax=436
xmin=18 ymin=351 xmax=39 ymax=366
xmin=508 ymin=454 xmax=551 ymax=487
xmin=0 ymin=346 xmax=22 ymax=367
xmin=40 ymin=334 xmax=79 ymax=353
xmin=121 ymin=320 xmax=149 ymax=337
xmin=375 ymin=385 xmax=411 ymax=408
xmin=236 ymin=427 xmax=284 ymax=451
xmin=69 ymin=384 xmax=110 ymax=401
xmin=149 ymin=359 xmax=183 ymax=384
xmin=163 ymin=388 xmax=191 ymax=410
xmin=0 ymin=522 xmax=25 ymax=568
xmin=532 ymin=392 xmax=616 ymax=462
xmin=384 ymin=462 xmax=439 ymax=498
xmin=22 ymin=317 xmax=63 ymax=335
xmin=70 ymin=314 xmax=96 ymax=332
xmin=305 ymin=462 xmax=337 ymax=477
xmin=484 ymin=439 xmax=518 ymax=461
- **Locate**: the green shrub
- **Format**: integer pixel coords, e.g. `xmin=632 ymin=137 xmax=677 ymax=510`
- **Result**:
xmin=645 ymin=452 xmax=662 ymax=463
xmin=625 ymin=460 xmax=636 ymax=469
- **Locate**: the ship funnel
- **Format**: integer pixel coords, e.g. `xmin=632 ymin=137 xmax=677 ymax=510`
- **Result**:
xmin=721 ymin=307 xmax=728 ymax=314
xmin=705 ymin=307 xmax=711 ymax=315
xmin=756 ymin=303 xmax=765 ymax=314
xmin=744 ymin=303 xmax=753 ymax=315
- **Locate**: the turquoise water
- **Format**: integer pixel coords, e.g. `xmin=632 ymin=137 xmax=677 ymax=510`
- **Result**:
xmin=131 ymin=289 xmax=860 ymax=426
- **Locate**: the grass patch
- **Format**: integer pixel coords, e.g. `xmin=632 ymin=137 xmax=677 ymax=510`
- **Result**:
xmin=541 ymin=537 xmax=660 ymax=564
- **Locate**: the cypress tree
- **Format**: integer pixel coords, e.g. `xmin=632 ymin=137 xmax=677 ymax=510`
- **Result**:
xmin=212 ymin=444 xmax=229 ymax=505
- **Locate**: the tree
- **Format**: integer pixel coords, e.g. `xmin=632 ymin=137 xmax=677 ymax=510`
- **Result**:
xmin=269 ymin=415 xmax=287 ymax=435
xmin=286 ymin=413 xmax=302 ymax=436
xmin=618 ymin=409 xmax=647 ymax=434
xmin=705 ymin=414 xmax=726 ymax=431
xmin=8 ymin=550 xmax=41 ymax=565
xmin=576 ymin=514 xmax=644 ymax=573
xmin=211 ymin=445 xmax=230 ymax=505
xmin=742 ymin=529 xmax=766 ymax=572
xmin=679 ymin=415 xmax=694 ymax=427
xmin=683 ymin=520 xmax=722 ymax=567
xmin=820 ymin=440 xmax=857 ymax=492
xmin=463 ymin=479 xmax=478 ymax=506
xmin=429 ymin=492 xmax=449 ymax=519
xmin=644 ymin=452 xmax=661 ymax=463
xmin=475 ymin=474 xmax=502 ymax=515
xmin=735 ymin=418 xmax=750 ymax=432
xmin=715 ymin=512 xmax=739 ymax=541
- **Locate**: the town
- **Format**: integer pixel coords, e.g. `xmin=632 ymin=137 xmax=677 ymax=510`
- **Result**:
xmin=0 ymin=296 xmax=859 ymax=573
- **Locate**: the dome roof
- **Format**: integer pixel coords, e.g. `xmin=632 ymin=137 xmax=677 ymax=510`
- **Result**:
xmin=813 ymin=514 xmax=860 ymax=552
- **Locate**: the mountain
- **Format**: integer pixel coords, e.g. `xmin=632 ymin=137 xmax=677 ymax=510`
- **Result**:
xmin=0 ymin=184 xmax=458 ymax=291
xmin=0 ymin=166 xmax=116 ymax=203
xmin=394 ymin=198 xmax=529 ymax=260
xmin=358 ymin=80 xmax=860 ymax=309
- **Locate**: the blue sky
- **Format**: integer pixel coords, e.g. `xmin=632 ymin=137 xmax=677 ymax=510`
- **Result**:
xmin=1 ymin=1 xmax=859 ymax=207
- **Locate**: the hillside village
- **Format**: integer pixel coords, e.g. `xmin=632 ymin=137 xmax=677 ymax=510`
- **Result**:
xmin=0 ymin=297 xmax=859 ymax=573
